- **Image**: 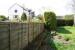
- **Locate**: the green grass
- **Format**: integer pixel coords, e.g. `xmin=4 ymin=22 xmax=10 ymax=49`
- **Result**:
xmin=54 ymin=26 xmax=75 ymax=50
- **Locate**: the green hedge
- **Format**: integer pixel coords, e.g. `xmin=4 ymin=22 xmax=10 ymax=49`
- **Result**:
xmin=44 ymin=12 xmax=57 ymax=31
xmin=57 ymin=19 xmax=73 ymax=26
xmin=0 ymin=15 xmax=7 ymax=21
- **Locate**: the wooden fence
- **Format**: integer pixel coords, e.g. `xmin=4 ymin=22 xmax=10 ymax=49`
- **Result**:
xmin=0 ymin=22 xmax=44 ymax=50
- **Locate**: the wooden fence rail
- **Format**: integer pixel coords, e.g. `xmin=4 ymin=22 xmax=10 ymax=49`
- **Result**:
xmin=0 ymin=22 xmax=44 ymax=50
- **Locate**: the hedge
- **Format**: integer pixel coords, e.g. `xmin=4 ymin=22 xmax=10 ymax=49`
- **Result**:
xmin=57 ymin=19 xmax=73 ymax=26
xmin=44 ymin=12 xmax=57 ymax=31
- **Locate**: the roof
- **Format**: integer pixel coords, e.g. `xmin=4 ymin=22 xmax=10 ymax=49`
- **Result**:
xmin=8 ymin=3 xmax=29 ymax=11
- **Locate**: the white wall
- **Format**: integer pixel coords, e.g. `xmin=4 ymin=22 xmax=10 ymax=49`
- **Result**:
xmin=8 ymin=4 xmax=23 ymax=20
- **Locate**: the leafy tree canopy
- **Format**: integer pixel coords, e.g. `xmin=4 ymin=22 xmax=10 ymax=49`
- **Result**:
xmin=44 ymin=12 xmax=57 ymax=30
xmin=65 ymin=14 xmax=74 ymax=20
xmin=21 ymin=13 xmax=27 ymax=21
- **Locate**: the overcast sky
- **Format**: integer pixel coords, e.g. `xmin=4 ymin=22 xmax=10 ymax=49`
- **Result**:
xmin=0 ymin=0 xmax=73 ymax=16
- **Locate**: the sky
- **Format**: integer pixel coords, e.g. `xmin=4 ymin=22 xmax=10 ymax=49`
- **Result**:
xmin=0 ymin=0 xmax=73 ymax=16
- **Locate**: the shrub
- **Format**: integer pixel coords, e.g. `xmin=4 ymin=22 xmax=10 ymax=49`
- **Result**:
xmin=57 ymin=19 xmax=73 ymax=26
xmin=65 ymin=15 xmax=74 ymax=20
xmin=38 ymin=16 xmax=43 ymax=20
xmin=0 ymin=15 xmax=7 ymax=21
xmin=44 ymin=12 xmax=57 ymax=31
xmin=65 ymin=15 xmax=74 ymax=26
xmin=21 ymin=13 xmax=27 ymax=21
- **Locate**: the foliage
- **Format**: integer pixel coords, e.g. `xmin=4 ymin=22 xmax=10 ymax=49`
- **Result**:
xmin=37 ymin=16 xmax=45 ymax=22
xmin=44 ymin=12 xmax=57 ymax=30
xmin=32 ymin=17 xmax=41 ymax=22
xmin=57 ymin=19 xmax=73 ymax=26
xmin=64 ymin=15 xmax=74 ymax=25
xmin=38 ymin=16 xmax=43 ymax=20
xmin=64 ymin=14 xmax=74 ymax=20
xmin=21 ymin=13 xmax=27 ymax=21
xmin=0 ymin=15 xmax=7 ymax=21
xmin=44 ymin=12 xmax=50 ymax=21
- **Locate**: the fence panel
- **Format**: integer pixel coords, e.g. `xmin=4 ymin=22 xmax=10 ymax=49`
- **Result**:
xmin=10 ymin=23 xmax=21 ymax=50
xmin=0 ymin=22 xmax=9 ymax=50
xmin=33 ymin=23 xmax=37 ymax=39
xmin=0 ymin=22 xmax=44 ymax=50
xmin=21 ymin=23 xmax=28 ymax=49
xmin=18 ymin=23 xmax=22 ymax=50
xmin=28 ymin=23 xmax=34 ymax=43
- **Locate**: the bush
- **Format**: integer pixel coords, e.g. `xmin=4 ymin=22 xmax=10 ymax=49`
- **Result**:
xmin=57 ymin=19 xmax=73 ymax=26
xmin=65 ymin=15 xmax=74 ymax=20
xmin=37 ymin=16 xmax=45 ymax=22
xmin=0 ymin=15 xmax=7 ymax=21
xmin=38 ymin=16 xmax=43 ymax=20
xmin=21 ymin=13 xmax=27 ymax=21
xmin=44 ymin=12 xmax=57 ymax=31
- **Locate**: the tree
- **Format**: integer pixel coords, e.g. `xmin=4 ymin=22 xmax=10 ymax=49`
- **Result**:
xmin=65 ymin=14 xmax=74 ymax=20
xmin=0 ymin=15 xmax=7 ymax=21
xmin=37 ymin=14 xmax=45 ymax=22
xmin=64 ymin=14 xmax=74 ymax=26
xmin=44 ymin=12 xmax=50 ymax=22
xmin=44 ymin=12 xmax=57 ymax=31
xmin=21 ymin=13 xmax=27 ymax=21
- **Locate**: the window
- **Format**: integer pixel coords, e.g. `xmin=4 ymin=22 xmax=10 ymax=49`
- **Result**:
xmin=14 ymin=15 xmax=18 ymax=18
xmin=14 ymin=9 xmax=18 ymax=13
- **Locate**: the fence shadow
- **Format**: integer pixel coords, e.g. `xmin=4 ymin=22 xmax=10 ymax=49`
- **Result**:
xmin=38 ymin=31 xmax=58 ymax=50
xmin=23 ymin=32 xmax=44 ymax=50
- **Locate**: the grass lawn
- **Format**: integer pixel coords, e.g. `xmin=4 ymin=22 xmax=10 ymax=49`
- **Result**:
xmin=39 ymin=26 xmax=75 ymax=50
xmin=53 ymin=26 xmax=75 ymax=50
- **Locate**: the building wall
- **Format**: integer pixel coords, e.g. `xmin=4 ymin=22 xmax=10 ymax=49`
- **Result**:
xmin=8 ymin=4 xmax=29 ymax=21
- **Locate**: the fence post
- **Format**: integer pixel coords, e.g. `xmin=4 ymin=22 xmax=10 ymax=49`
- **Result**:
xmin=8 ymin=22 xmax=10 ymax=50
